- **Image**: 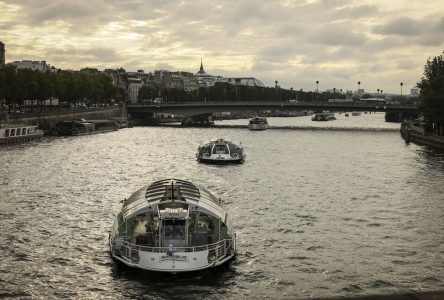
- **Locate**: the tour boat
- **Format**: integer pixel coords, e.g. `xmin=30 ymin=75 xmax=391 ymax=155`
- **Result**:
xmin=196 ymin=138 xmax=245 ymax=164
xmin=311 ymin=112 xmax=336 ymax=121
xmin=248 ymin=116 xmax=269 ymax=130
xmin=0 ymin=124 xmax=44 ymax=144
xmin=109 ymin=178 xmax=236 ymax=273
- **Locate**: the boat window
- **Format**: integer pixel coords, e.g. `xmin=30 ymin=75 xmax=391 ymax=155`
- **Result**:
xmin=16 ymin=129 xmax=21 ymax=136
xmin=5 ymin=129 xmax=9 ymax=137
xmin=10 ymin=129 xmax=15 ymax=136
xmin=22 ymin=128 xmax=26 ymax=135
xmin=162 ymin=220 xmax=185 ymax=240
xmin=213 ymin=144 xmax=229 ymax=154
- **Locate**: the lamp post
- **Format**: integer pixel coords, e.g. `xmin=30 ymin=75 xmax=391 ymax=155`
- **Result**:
xmin=290 ymin=87 xmax=293 ymax=100
xmin=400 ymin=82 xmax=403 ymax=100
xmin=358 ymin=81 xmax=361 ymax=95
xmin=275 ymin=80 xmax=278 ymax=101
xmin=316 ymin=81 xmax=319 ymax=93
xmin=377 ymin=88 xmax=380 ymax=99
xmin=333 ymin=88 xmax=336 ymax=100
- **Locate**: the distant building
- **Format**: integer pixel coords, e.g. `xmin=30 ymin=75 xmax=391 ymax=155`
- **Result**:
xmin=128 ymin=78 xmax=143 ymax=104
xmin=195 ymin=60 xmax=217 ymax=86
xmin=11 ymin=60 xmax=49 ymax=71
xmin=154 ymin=70 xmax=170 ymax=84
xmin=410 ymin=87 xmax=420 ymax=97
xmin=162 ymin=71 xmax=198 ymax=90
xmin=328 ymin=90 xmax=354 ymax=102
xmin=225 ymin=77 xmax=265 ymax=87
xmin=0 ymin=41 xmax=5 ymax=66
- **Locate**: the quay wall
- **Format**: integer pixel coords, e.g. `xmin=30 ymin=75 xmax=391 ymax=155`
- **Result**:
xmin=409 ymin=132 xmax=444 ymax=150
xmin=400 ymin=123 xmax=444 ymax=150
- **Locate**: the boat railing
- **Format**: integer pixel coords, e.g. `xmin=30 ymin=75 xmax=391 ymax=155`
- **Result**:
xmin=112 ymin=235 xmax=235 ymax=264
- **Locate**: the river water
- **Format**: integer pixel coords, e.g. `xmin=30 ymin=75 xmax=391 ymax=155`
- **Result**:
xmin=1 ymin=113 xmax=444 ymax=299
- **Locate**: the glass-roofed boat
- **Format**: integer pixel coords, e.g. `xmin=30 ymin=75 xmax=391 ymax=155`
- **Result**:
xmin=109 ymin=179 xmax=236 ymax=273
xmin=196 ymin=138 xmax=245 ymax=164
xmin=248 ymin=116 xmax=269 ymax=130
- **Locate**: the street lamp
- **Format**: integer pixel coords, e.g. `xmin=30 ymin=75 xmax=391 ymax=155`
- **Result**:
xmin=316 ymin=81 xmax=319 ymax=93
xmin=290 ymin=87 xmax=293 ymax=100
xmin=275 ymin=80 xmax=278 ymax=101
xmin=333 ymin=87 xmax=336 ymax=100
xmin=400 ymin=82 xmax=403 ymax=100
xmin=377 ymin=88 xmax=380 ymax=99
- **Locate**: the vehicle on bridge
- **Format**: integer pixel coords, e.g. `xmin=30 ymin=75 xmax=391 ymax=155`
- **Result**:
xmin=109 ymin=178 xmax=236 ymax=273
xmin=248 ymin=116 xmax=269 ymax=130
xmin=196 ymin=138 xmax=245 ymax=164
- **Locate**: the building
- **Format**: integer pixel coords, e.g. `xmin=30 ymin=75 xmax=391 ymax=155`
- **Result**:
xmin=225 ymin=77 xmax=265 ymax=87
xmin=127 ymin=78 xmax=143 ymax=104
xmin=11 ymin=60 xmax=48 ymax=71
xmin=410 ymin=87 xmax=420 ymax=97
xmin=0 ymin=41 xmax=5 ymax=66
xmin=194 ymin=60 xmax=217 ymax=86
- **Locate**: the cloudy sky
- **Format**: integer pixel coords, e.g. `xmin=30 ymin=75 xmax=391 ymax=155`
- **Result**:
xmin=1 ymin=0 xmax=444 ymax=94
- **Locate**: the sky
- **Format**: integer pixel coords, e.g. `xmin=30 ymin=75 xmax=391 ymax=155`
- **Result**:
xmin=1 ymin=0 xmax=444 ymax=94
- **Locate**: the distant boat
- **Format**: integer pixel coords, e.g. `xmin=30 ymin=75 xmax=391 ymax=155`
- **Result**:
xmin=351 ymin=111 xmax=361 ymax=116
xmin=196 ymin=138 xmax=245 ymax=164
xmin=54 ymin=119 xmax=118 ymax=136
xmin=0 ymin=124 xmax=43 ymax=144
xmin=248 ymin=116 xmax=269 ymax=130
xmin=312 ymin=112 xmax=336 ymax=121
xmin=109 ymin=178 xmax=236 ymax=273
xmin=344 ymin=112 xmax=349 ymax=117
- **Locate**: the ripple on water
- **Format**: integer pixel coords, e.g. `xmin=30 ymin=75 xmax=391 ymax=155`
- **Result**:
xmin=2 ymin=119 xmax=444 ymax=299
xmin=47 ymin=257 xmax=75 ymax=266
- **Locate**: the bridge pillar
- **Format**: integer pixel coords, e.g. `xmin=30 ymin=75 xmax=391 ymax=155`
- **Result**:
xmin=181 ymin=113 xmax=214 ymax=126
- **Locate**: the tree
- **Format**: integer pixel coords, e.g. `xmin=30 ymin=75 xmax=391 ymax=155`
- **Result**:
xmin=417 ymin=50 xmax=444 ymax=125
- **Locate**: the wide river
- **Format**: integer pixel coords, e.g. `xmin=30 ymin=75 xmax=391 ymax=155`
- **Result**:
xmin=1 ymin=113 xmax=444 ymax=299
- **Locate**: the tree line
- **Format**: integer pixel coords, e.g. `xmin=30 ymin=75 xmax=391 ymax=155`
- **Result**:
xmin=0 ymin=65 xmax=125 ymax=106
xmin=417 ymin=50 xmax=444 ymax=127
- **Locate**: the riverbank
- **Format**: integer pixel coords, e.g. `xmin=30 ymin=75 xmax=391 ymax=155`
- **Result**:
xmin=1 ymin=106 xmax=125 ymax=135
xmin=157 ymin=123 xmax=399 ymax=131
xmin=400 ymin=122 xmax=444 ymax=150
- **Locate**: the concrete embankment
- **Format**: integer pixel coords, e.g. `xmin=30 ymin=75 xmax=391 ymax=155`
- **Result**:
xmin=408 ymin=133 xmax=444 ymax=150
xmin=400 ymin=122 xmax=444 ymax=150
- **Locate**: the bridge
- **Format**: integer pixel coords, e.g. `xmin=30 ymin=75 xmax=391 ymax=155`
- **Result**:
xmin=127 ymin=101 xmax=418 ymax=117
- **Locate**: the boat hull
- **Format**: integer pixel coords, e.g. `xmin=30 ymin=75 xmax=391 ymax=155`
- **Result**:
xmin=110 ymin=236 xmax=236 ymax=273
xmin=111 ymin=249 xmax=235 ymax=273
xmin=198 ymin=157 xmax=243 ymax=164
xmin=0 ymin=133 xmax=43 ymax=144
xmin=248 ymin=124 xmax=269 ymax=130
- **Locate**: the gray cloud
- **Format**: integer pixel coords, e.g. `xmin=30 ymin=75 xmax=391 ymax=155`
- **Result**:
xmin=373 ymin=17 xmax=425 ymax=36
xmin=2 ymin=0 xmax=444 ymax=92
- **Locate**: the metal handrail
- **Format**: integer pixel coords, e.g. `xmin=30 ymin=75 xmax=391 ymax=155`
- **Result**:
xmin=112 ymin=236 xmax=234 ymax=258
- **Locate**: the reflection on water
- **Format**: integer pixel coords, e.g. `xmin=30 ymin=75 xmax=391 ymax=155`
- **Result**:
xmin=1 ymin=114 xmax=443 ymax=299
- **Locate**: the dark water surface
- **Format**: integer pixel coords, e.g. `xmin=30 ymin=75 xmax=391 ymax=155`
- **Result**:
xmin=1 ymin=114 xmax=444 ymax=299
